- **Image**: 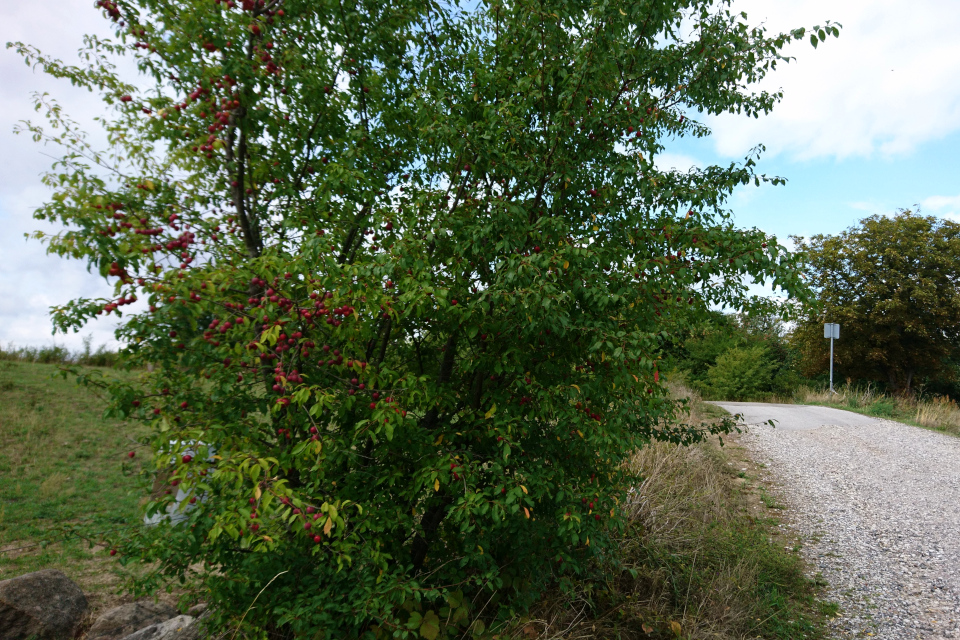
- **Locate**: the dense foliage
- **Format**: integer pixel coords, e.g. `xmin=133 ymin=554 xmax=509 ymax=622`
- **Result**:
xmin=11 ymin=0 xmax=828 ymax=635
xmin=794 ymin=210 xmax=960 ymax=396
xmin=668 ymin=310 xmax=801 ymax=400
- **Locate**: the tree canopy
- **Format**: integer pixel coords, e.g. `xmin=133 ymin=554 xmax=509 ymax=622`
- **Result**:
xmin=794 ymin=210 xmax=960 ymax=395
xmin=10 ymin=0 xmax=828 ymax=635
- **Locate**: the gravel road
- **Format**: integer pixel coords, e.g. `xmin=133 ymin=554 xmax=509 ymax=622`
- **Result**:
xmin=715 ymin=402 xmax=960 ymax=640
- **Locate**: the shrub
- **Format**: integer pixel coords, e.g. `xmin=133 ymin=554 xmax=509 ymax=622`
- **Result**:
xmin=703 ymin=345 xmax=777 ymax=401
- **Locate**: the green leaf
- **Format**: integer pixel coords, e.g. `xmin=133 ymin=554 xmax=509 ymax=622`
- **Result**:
xmin=420 ymin=610 xmax=440 ymax=640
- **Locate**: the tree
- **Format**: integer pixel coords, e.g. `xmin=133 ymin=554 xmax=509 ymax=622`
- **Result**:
xmin=794 ymin=210 xmax=960 ymax=395
xmin=9 ymin=0 xmax=827 ymax=635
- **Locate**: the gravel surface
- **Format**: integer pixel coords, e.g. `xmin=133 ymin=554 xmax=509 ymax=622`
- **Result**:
xmin=716 ymin=402 xmax=960 ymax=640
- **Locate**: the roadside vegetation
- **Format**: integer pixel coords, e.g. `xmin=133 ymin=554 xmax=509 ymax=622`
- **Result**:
xmin=796 ymin=383 xmax=960 ymax=437
xmin=0 ymin=360 xmax=834 ymax=639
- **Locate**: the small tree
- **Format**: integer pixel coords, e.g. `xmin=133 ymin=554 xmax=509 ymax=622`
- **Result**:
xmin=10 ymin=0 xmax=827 ymax=635
xmin=794 ymin=210 xmax=960 ymax=396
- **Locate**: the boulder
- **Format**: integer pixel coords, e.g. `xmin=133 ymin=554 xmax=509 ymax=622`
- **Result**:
xmin=86 ymin=601 xmax=180 ymax=640
xmin=184 ymin=603 xmax=207 ymax=618
xmin=0 ymin=569 xmax=89 ymax=640
xmin=118 ymin=615 xmax=195 ymax=640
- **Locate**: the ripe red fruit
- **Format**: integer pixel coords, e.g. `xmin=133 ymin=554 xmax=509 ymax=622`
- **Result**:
xmin=180 ymin=401 xmax=188 ymax=409
xmin=594 ymin=514 xmax=601 ymax=520
xmin=304 ymin=522 xmax=312 ymax=530
xmin=182 ymin=454 xmax=193 ymax=463
xmin=189 ymin=497 xmax=197 ymax=504
xmin=153 ymin=408 xmax=161 ymax=415
xmin=313 ymin=534 xmax=321 ymax=543
xmin=110 ymin=549 xmax=117 ymax=556
xmin=128 ymin=451 xmax=135 ymax=458
xmin=451 ymin=299 xmax=458 ymax=306
xmin=120 ymin=95 xmax=132 ymax=102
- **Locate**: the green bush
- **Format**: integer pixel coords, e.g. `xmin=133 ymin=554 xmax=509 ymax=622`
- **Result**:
xmin=703 ymin=345 xmax=777 ymax=401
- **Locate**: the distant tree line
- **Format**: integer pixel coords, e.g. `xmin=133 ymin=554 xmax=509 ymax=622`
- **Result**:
xmin=669 ymin=210 xmax=960 ymax=401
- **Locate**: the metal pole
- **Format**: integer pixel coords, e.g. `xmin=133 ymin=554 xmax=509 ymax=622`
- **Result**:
xmin=829 ymin=335 xmax=834 ymax=394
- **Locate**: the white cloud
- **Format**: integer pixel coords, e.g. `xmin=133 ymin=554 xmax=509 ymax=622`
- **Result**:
xmin=707 ymin=0 xmax=960 ymax=161
xmin=922 ymin=194 xmax=960 ymax=211
xmin=922 ymin=193 xmax=960 ymax=221
xmin=654 ymin=152 xmax=703 ymax=172
xmin=0 ymin=0 xmax=131 ymax=350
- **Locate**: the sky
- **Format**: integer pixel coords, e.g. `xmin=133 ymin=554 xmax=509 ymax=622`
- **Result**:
xmin=2 ymin=0 xmax=959 ymax=349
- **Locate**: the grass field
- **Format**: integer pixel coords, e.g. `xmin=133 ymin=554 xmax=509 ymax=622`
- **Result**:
xmin=0 ymin=360 xmax=162 ymax=615
xmin=0 ymin=361 xmax=833 ymax=638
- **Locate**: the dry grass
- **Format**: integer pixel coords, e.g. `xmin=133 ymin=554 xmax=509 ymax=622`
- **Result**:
xmin=513 ymin=384 xmax=829 ymax=640
xmin=797 ymin=383 xmax=960 ymax=436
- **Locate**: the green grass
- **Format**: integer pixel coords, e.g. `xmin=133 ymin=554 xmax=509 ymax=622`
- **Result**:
xmin=0 ymin=361 xmax=149 ymax=608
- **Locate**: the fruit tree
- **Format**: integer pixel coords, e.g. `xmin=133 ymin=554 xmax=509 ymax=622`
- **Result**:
xmin=10 ymin=0 xmax=830 ymax=635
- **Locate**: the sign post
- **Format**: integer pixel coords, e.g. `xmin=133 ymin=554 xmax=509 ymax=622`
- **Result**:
xmin=823 ymin=323 xmax=840 ymax=393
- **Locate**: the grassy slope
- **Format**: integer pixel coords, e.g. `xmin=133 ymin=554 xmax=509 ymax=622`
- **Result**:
xmin=0 ymin=360 xmax=156 ymax=614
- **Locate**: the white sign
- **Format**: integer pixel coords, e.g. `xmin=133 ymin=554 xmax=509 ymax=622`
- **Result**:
xmin=823 ymin=323 xmax=840 ymax=340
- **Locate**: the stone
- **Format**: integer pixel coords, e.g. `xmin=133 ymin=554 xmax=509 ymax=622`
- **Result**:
xmin=119 ymin=615 xmax=195 ymax=640
xmin=0 ymin=569 xmax=88 ymax=640
xmin=86 ymin=601 xmax=180 ymax=640
xmin=184 ymin=603 xmax=207 ymax=617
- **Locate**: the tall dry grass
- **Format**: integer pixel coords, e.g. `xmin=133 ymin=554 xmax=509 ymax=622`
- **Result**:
xmin=797 ymin=382 xmax=960 ymax=436
xmin=515 ymin=384 xmax=826 ymax=640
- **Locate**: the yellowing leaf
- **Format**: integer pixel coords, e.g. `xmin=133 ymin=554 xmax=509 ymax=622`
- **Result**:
xmin=142 ymin=179 xmax=155 ymax=190
xmin=420 ymin=611 xmax=441 ymax=640
xmin=669 ymin=621 xmax=682 ymax=635
xmin=484 ymin=404 xmax=497 ymax=419
xmin=262 ymin=535 xmax=273 ymax=542
xmin=577 ymin=430 xmax=584 ymax=438
xmin=563 ymin=260 xmax=569 ymax=269
xmin=523 ymin=507 xmax=530 ymax=519
xmin=323 ymin=517 xmax=333 ymax=536
xmin=434 ymin=478 xmax=440 ymax=492
xmin=520 ymin=485 xmax=528 ymax=494
xmin=571 ymin=384 xmax=580 ymax=393
xmin=433 ymin=434 xmax=444 ymax=445
xmin=619 ymin=7 xmax=626 ymax=14
xmin=253 ymin=486 xmax=261 ymax=501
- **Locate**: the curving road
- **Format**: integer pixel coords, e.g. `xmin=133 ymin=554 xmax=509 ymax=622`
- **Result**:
xmin=715 ymin=402 xmax=960 ymax=640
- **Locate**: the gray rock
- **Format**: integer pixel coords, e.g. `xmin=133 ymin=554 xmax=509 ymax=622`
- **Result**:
xmin=86 ymin=601 xmax=180 ymax=640
xmin=119 ymin=615 xmax=195 ymax=640
xmin=0 ymin=569 xmax=89 ymax=640
xmin=184 ymin=603 xmax=206 ymax=618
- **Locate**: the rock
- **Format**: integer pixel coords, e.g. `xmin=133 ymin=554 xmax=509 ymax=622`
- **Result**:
xmin=119 ymin=615 xmax=195 ymax=640
xmin=185 ymin=603 xmax=207 ymax=617
xmin=86 ymin=601 xmax=180 ymax=640
xmin=0 ymin=569 xmax=89 ymax=640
